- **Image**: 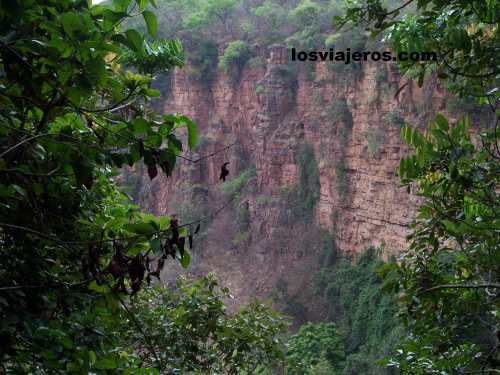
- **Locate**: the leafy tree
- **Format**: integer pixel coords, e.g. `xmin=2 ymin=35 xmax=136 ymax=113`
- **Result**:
xmin=123 ymin=274 xmax=288 ymax=374
xmin=296 ymin=142 xmax=320 ymax=221
xmin=338 ymin=0 xmax=500 ymax=97
xmin=185 ymin=37 xmax=219 ymax=85
xmin=314 ymin=247 xmax=403 ymax=375
xmin=183 ymin=0 xmax=237 ymax=35
xmin=339 ymin=0 xmax=500 ymax=373
xmin=0 ymin=0 xmax=212 ymax=372
xmin=382 ymin=115 xmax=499 ymax=373
xmin=286 ymin=322 xmax=345 ymax=374
xmin=219 ymin=40 xmax=252 ymax=82
xmin=251 ymin=0 xmax=288 ymax=44
xmin=286 ymin=0 xmax=323 ymax=49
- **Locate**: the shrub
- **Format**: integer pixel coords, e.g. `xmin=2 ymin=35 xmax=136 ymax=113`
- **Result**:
xmin=237 ymin=200 xmax=251 ymax=231
xmin=312 ymin=247 xmax=403 ymax=375
xmin=375 ymin=66 xmax=388 ymax=87
xmin=255 ymin=84 xmax=265 ymax=94
xmin=240 ymin=19 xmax=255 ymax=37
xmin=385 ymin=110 xmax=405 ymax=128
xmin=186 ymin=38 xmax=219 ymax=86
xmin=219 ymin=40 xmax=252 ymax=82
xmin=248 ymin=56 xmax=265 ymax=68
xmin=295 ymin=143 xmax=320 ymax=222
xmin=312 ymin=92 xmax=323 ymax=107
xmin=289 ymin=0 xmax=321 ymax=28
xmin=327 ymin=96 xmax=353 ymax=129
xmin=335 ymin=161 xmax=349 ymax=199
xmin=367 ymin=127 xmax=385 ymax=157
xmin=220 ymin=166 xmax=256 ymax=198
xmin=286 ymin=322 xmax=345 ymax=374
xmin=324 ymin=33 xmax=341 ymax=48
xmin=232 ymin=231 xmax=250 ymax=246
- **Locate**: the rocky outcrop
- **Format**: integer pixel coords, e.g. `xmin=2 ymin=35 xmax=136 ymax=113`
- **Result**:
xmin=134 ymin=44 xmax=450 ymax=317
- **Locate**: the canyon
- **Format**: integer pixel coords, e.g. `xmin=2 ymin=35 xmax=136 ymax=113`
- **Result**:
xmin=130 ymin=43 xmax=451 ymax=319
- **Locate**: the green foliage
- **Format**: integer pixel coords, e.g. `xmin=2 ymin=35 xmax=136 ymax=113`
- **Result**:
xmin=312 ymin=92 xmax=323 ymax=107
xmin=273 ymin=276 xmax=307 ymax=320
xmin=318 ymin=230 xmax=337 ymax=266
xmin=124 ymin=274 xmax=288 ymax=373
xmin=327 ymin=96 xmax=353 ymax=200
xmin=385 ymin=110 xmax=405 ymax=128
xmin=339 ymin=0 xmax=500 ymax=97
xmin=0 ymin=0 xmax=204 ymax=371
xmin=296 ymin=143 xmax=320 ymax=214
xmin=186 ymin=37 xmax=219 ymax=86
xmin=240 ymin=19 xmax=256 ymax=39
xmin=286 ymin=322 xmax=345 ymax=375
xmin=183 ymin=0 xmax=237 ymax=31
xmin=327 ymin=96 xmax=353 ymax=129
xmin=367 ymin=126 xmax=385 ymax=157
xmin=283 ymin=143 xmax=320 ymax=222
xmin=248 ymin=56 xmax=265 ymax=69
xmin=237 ymin=200 xmax=251 ymax=232
xmin=251 ymin=0 xmax=287 ymax=44
xmin=389 ymin=115 xmax=500 ymax=373
xmin=219 ymin=40 xmax=252 ymax=82
xmin=285 ymin=0 xmax=331 ymax=49
xmin=375 ymin=66 xmax=389 ymax=88
xmin=289 ymin=0 xmax=321 ymax=26
xmin=313 ymin=247 xmax=403 ymax=375
xmin=220 ymin=166 xmax=256 ymax=198
xmin=232 ymin=231 xmax=250 ymax=246
xmin=256 ymin=84 xmax=265 ymax=94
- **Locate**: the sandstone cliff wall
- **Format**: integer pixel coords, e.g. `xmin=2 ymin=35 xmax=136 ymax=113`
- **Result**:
xmin=134 ymin=45 xmax=450 ymax=318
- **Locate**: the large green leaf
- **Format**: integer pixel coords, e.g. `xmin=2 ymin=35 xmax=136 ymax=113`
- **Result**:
xmin=142 ymin=10 xmax=158 ymax=37
xmin=125 ymin=29 xmax=144 ymax=53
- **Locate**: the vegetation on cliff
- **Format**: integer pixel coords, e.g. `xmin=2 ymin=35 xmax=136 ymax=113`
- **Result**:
xmin=341 ymin=0 xmax=500 ymax=372
xmin=0 ymin=0 xmax=286 ymax=373
xmin=1 ymin=0 xmax=498 ymax=374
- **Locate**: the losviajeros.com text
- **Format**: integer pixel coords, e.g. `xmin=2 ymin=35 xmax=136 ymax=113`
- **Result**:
xmin=291 ymin=47 xmax=437 ymax=64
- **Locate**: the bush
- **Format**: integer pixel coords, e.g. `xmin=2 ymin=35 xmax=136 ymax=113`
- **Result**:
xmin=385 ymin=110 xmax=405 ymax=128
xmin=219 ymin=40 xmax=252 ymax=82
xmin=220 ymin=166 xmax=256 ymax=198
xmin=312 ymin=247 xmax=403 ymax=375
xmin=237 ymin=200 xmax=251 ymax=231
xmin=126 ymin=275 xmax=288 ymax=373
xmin=186 ymin=38 xmax=219 ymax=86
xmin=232 ymin=231 xmax=250 ymax=246
xmin=286 ymin=322 xmax=345 ymax=374
xmin=312 ymin=92 xmax=323 ymax=107
xmin=295 ymin=143 xmax=320 ymax=222
xmin=375 ymin=66 xmax=389 ymax=87
xmin=367 ymin=127 xmax=385 ymax=157
xmin=255 ymin=84 xmax=265 ymax=94
xmin=248 ymin=56 xmax=265 ymax=68
xmin=289 ymin=0 xmax=321 ymax=27
xmin=327 ymin=96 xmax=353 ymax=129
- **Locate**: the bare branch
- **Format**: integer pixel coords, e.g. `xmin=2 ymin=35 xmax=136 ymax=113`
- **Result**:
xmin=417 ymin=283 xmax=500 ymax=296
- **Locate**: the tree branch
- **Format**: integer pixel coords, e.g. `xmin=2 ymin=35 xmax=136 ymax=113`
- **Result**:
xmin=418 ymin=283 xmax=500 ymax=296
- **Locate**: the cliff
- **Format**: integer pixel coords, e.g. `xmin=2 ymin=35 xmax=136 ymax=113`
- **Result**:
xmin=131 ymin=44 xmax=451 ymax=320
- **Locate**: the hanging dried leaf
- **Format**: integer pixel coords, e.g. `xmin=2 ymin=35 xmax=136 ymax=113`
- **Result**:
xmin=219 ymin=162 xmax=230 ymax=181
xmin=147 ymin=162 xmax=158 ymax=180
xmin=108 ymin=253 xmax=129 ymax=279
xmin=138 ymin=139 xmax=145 ymax=157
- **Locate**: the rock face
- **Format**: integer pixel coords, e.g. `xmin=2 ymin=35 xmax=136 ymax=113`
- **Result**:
xmin=135 ymin=44 xmax=450 ymax=318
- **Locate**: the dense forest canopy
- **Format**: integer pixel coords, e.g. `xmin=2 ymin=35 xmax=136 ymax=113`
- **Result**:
xmin=0 ymin=0 xmax=499 ymax=374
